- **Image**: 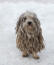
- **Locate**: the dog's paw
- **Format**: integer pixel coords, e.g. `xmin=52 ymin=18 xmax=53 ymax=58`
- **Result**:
xmin=32 ymin=52 xmax=40 ymax=59
xmin=33 ymin=55 xmax=40 ymax=59
xmin=22 ymin=52 xmax=28 ymax=57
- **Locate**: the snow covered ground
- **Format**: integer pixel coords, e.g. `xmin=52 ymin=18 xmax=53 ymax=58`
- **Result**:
xmin=0 ymin=2 xmax=54 ymax=65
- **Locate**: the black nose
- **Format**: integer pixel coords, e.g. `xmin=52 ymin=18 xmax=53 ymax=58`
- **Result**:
xmin=28 ymin=21 xmax=32 ymax=25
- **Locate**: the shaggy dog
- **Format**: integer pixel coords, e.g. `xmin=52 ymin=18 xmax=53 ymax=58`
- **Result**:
xmin=16 ymin=11 xmax=45 ymax=59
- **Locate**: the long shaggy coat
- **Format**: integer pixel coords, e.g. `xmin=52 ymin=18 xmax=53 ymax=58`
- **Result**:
xmin=16 ymin=11 xmax=45 ymax=57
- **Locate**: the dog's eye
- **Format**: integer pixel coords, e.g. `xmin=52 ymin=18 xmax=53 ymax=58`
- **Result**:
xmin=24 ymin=17 xmax=27 ymax=20
xmin=22 ymin=17 xmax=27 ymax=22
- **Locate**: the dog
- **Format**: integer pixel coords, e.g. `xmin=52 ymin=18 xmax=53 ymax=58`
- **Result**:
xmin=16 ymin=11 xmax=45 ymax=59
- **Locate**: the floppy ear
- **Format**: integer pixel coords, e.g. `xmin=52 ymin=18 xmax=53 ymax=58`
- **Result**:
xmin=38 ymin=28 xmax=45 ymax=50
xmin=38 ymin=28 xmax=44 ymax=43
xmin=34 ymin=16 xmax=44 ymax=44
xmin=16 ymin=16 xmax=22 ymax=34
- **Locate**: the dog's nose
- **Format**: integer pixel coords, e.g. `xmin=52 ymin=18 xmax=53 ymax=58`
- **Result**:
xmin=28 ymin=21 xmax=32 ymax=25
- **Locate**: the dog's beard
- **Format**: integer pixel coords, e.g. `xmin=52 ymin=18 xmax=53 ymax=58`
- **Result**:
xmin=23 ymin=25 xmax=36 ymax=34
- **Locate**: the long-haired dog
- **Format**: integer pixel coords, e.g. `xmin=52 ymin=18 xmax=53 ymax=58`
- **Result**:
xmin=16 ymin=11 xmax=45 ymax=59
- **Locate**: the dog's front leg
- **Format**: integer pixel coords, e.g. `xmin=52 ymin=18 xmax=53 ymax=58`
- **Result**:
xmin=32 ymin=52 xmax=39 ymax=59
xmin=22 ymin=51 xmax=28 ymax=57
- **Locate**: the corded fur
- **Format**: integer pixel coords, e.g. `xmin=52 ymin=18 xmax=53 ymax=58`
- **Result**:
xmin=16 ymin=11 xmax=45 ymax=54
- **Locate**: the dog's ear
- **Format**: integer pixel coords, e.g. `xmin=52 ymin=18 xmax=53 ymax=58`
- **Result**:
xmin=16 ymin=14 xmax=27 ymax=34
xmin=38 ymin=28 xmax=45 ymax=49
xmin=34 ymin=15 xmax=44 ymax=46
xmin=16 ymin=16 xmax=22 ymax=34
xmin=38 ymin=28 xmax=44 ymax=42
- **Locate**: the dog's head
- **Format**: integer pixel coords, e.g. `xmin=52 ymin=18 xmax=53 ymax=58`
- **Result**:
xmin=16 ymin=11 xmax=40 ymax=34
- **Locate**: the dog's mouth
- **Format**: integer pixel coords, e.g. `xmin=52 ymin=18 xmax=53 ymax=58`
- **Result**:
xmin=28 ymin=25 xmax=32 ymax=29
xmin=23 ymin=23 xmax=36 ymax=34
xmin=27 ymin=25 xmax=35 ymax=33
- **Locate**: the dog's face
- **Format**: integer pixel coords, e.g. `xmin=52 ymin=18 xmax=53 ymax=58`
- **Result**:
xmin=17 ymin=11 xmax=40 ymax=34
xmin=22 ymin=15 xmax=37 ymax=33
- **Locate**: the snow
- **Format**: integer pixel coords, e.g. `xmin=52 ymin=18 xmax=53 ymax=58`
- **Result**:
xmin=0 ymin=2 xmax=54 ymax=65
xmin=0 ymin=0 xmax=54 ymax=3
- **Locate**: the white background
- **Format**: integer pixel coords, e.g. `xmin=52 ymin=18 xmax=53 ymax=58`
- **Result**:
xmin=0 ymin=0 xmax=54 ymax=3
xmin=0 ymin=1 xmax=54 ymax=65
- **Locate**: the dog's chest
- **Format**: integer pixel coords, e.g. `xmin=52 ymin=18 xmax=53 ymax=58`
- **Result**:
xmin=23 ymin=33 xmax=36 ymax=47
xmin=19 ymin=30 xmax=38 ymax=46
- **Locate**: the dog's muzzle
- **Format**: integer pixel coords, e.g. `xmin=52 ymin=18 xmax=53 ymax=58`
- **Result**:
xmin=28 ymin=21 xmax=32 ymax=25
